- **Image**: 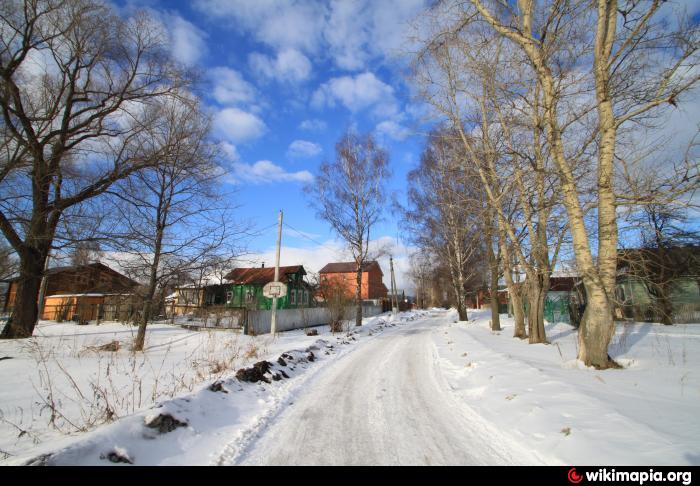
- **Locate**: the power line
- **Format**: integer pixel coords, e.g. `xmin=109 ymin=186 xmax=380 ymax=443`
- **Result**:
xmin=246 ymin=221 xmax=282 ymax=241
xmin=282 ymin=222 xmax=348 ymax=259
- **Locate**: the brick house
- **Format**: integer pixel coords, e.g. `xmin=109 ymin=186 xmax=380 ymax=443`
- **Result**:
xmin=318 ymin=261 xmax=388 ymax=301
xmin=3 ymin=262 xmax=140 ymax=321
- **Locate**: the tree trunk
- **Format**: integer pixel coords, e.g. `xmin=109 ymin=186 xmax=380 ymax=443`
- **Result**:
xmin=527 ymin=275 xmax=548 ymax=344
xmin=134 ymin=268 xmax=158 ymax=351
xmin=489 ymin=259 xmax=501 ymax=331
xmin=496 ymin=219 xmax=525 ymax=338
xmin=455 ymin=284 xmax=468 ymax=321
xmin=355 ymin=263 xmax=363 ymax=327
xmin=456 ymin=300 xmax=468 ymax=321
xmin=133 ymin=221 xmax=164 ymax=351
xmin=448 ymin=265 xmax=468 ymax=321
xmin=133 ymin=299 xmax=151 ymax=351
xmin=577 ymin=281 xmax=619 ymax=369
xmin=511 ymin=288 xmax=526 ymax=339
xmin=657 ymin=281 xmax=674 ymax=325
xmin=1 ymin=251 xmax=46 ymax=338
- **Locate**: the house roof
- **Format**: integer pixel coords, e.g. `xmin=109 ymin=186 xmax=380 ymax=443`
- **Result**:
xmin=617 ymin=246 xmax=700 ymax=276
xmin=549 ymin=276 xmax=577 ymax=292
xmin=319 ymin=261 xmax=383 ymax=275
xmin=224 ymin=265 xmax=306 ymax=285
xmin=7 ymin=262 xmax=138 ymax=287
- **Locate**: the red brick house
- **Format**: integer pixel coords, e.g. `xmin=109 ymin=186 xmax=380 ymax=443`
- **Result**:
xmin=318 ymin=261 xmax=388 ymax=301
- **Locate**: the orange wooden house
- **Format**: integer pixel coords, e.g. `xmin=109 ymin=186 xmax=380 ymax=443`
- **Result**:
xmin=3 ymin=262 xmax=139 ymax=322
xmin=318 ymin=261 xmax=388 ymax=301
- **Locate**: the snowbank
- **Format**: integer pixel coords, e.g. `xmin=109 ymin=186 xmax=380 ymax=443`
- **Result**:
xmin=433 ymin=309 xmax=700 ymax=465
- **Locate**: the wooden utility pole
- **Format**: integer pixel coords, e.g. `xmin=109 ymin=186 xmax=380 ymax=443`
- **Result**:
xmin=390 ymin=256 xmax=398 ymax=315
xmin=271 ymin=210 xmax=283 ymax=335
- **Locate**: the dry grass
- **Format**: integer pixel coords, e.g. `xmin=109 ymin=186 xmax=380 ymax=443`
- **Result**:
xmin=0 ymin=326 xmax=272 ymax=455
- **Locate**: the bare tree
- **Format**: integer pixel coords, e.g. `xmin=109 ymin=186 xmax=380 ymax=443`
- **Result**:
xmin=408 ymin=250 xmax=434 ymax=310
xmin=0 ymin=0 xmax=190 ymax=338
xmin=411 ymin=22 xmax=567 ymax=342
xmin=0 ymin=242 xmax=17 ymax=280
xmin=317 ymin=273 xmax=351 ymax=333
xmin=618 ymin=203 xmax=700 ymax=324
xmin=69 ymin=240 xmax=101 ymax=266
xmin=310 ymin=130 xmax=390 ymax=327
xmin=402 ymin=128 xmax=487 ymax=321
xmin=105 ymin=98 xmax=235 ymax=351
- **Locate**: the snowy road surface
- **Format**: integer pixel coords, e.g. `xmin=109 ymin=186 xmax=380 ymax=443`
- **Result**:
xmin=227 ymin=313 xmax=539 ymax=466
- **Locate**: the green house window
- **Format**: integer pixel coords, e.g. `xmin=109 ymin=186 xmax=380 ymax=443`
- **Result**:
xmin=290 ymin=289 xmax=296 ymax=305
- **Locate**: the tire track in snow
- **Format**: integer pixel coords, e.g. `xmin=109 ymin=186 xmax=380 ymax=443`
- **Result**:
xmin=224 ymin=313 xmax=539 ymax=465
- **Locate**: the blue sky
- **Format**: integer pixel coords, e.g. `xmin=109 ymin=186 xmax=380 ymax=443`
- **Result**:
xmin=114 ymin=0 xmax=432 ymax=289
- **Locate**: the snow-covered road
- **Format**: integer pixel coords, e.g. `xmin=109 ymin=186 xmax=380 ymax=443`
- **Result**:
xmin=228 ymin=312 xmax=538 ymax=466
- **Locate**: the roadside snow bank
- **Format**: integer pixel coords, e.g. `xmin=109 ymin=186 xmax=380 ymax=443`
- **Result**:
xmin=433 ymin=309 xmax=700 ymax=465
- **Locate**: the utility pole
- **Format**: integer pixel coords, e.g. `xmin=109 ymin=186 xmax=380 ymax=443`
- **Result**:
xmin=271 ymin=210 xmax=283 ymax=335
xmin=390 ymin=256 xmax=398 ymax=315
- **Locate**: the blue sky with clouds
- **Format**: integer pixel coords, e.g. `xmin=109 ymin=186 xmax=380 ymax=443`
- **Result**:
xmin=114 ymin=0 xmax=432 ymax=289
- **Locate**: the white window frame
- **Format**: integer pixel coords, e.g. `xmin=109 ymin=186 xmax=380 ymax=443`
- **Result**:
xmin=245 ymin=289 xmax=255 ymax=303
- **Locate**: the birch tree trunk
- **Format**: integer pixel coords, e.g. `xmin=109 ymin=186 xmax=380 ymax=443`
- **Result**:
xmin=355 ymin=261 xmax=363 ymax=327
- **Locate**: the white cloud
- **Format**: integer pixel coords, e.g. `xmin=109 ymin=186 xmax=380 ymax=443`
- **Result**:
xmin=324 ymin=0 xmax=429 ymax=70
xmin=376 ymin=120 xmax=411 ymax=141
xmin=193 ymin=0 xmax=428 ymax=71
xmin=287 ymin=140 xmax=322 ymax=158
xmin=194 ymin=0 xmax=326 ymax=54
xmin=213 ymin=108 xmax=267 ymax=144
xmin=312 ymin=72 xmax=398 ymax=117
xmin=299 ymin=119 xmax=328 ymax=131
xmin=169 ymin=15 xmax=208 ymax=65
xmin=209 ymin=67 xmax=257 ymax=106
xmin=219 ymin=141 xmax=240 ymax=161
xmin=228 ymin=160 xmax=313 ymax=184
xmin=249 ymin=49 xmax=312 ymax=83
xmin=323 ymin=1 xmax=370 ymax=71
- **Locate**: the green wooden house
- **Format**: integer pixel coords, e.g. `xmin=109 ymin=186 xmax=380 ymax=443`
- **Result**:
xmin=223 ymin=265 xmax=312 ymax=310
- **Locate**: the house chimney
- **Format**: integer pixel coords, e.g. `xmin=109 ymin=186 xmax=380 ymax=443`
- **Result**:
xmin=261 ymin=262 xmax=265 ymax=268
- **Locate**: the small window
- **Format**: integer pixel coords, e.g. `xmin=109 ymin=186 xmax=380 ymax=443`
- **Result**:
xmin=226 ymin=291 xmax=233 ymax=304
xmin=245 ymin=289 xmax=255 ymax=303
xmin=303 ymin=290 xmax=309 ymax=305
xmin=290 ymin=289 xmax=296 ymax=305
